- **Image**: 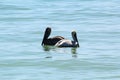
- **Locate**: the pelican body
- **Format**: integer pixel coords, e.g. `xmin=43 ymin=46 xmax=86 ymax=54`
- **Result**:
xmin=55 ymin=31 xmax=79 ymax=47
xmin=41 ymin=27 xmax=64 ymax=46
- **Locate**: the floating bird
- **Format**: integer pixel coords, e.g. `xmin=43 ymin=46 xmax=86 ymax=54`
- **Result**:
xmin=55 ymin=31 xmax=79 ymax=47
xmin=41 ymin=27 xmax=65 ymax=46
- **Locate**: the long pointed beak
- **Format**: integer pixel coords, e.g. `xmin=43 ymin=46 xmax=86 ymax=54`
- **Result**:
xmin=41 ymin=38 xmax=45 ymax=46
xmin=41 ymin=41 xmax=44 ymax=46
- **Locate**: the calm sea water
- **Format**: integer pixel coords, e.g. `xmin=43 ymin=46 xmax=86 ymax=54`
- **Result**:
xmin=0 ymin=0 xmax=120 ymax=80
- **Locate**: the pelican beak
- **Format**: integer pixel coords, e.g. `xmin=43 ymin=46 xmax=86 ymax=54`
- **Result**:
xmin=41 ymin=40 xmax=44 ymax=46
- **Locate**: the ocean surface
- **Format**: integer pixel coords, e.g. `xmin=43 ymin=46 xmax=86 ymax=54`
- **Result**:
xmin=0 ymin=0 xmax=120 ymax=80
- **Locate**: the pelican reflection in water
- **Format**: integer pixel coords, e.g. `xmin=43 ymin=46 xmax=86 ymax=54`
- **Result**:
xmin=43 ymin=46 xmax=78 ymax=58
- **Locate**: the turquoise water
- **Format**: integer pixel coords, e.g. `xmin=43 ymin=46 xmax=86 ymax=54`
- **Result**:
xmin=0 ymin=0 xmax=120 ymax=80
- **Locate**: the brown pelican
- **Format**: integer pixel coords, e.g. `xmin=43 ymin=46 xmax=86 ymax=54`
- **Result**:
xmin=41 ymin=27 xmax=65 ymax=46
xmin=55 ymin=31 xmax=79 ymax=47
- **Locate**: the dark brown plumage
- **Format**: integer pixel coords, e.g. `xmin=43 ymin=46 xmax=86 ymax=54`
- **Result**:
xmin=41 ymin=27 xmax=64 ymax=46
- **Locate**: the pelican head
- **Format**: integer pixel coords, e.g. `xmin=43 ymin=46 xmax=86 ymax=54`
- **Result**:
xmin=41 ymin=27 xmax=51 ymax=45
xmin=72 ymin=31 xmax=79 ymax=47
